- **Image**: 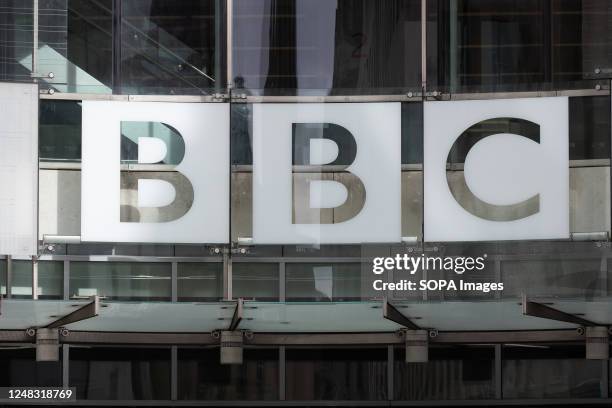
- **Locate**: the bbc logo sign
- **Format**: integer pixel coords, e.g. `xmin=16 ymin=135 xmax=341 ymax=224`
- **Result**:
xmin=81 ymin=98 xmax=569 ymax=245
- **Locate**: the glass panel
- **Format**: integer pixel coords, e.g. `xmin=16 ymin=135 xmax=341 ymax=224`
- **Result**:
xmin=177 ymin=262 xmax=222 ymax=301
xmin=231 ymin=102 xmax=416 ymax=245
xmin=38 ymin=261 xmax=63 ymax=300
xmin=0 ymin=0 xmax=33 ymax=82
xmin=39 ymin=100 xmax=82 ymax=162
xmin=0 ymin=348 xmax=62 ymax=387
xmin=286 ymin=348 xmax=387 ymax=400
xmin=37 ymin=0 xmax=113 ymax=93
xmin=394 ymin=346 xmax=495 ymax=400
xmin=178 ymin=348 xmax=279 ymax=400
xmin=69 ymin=261 xmax=171 ymax=301
xmin=0 ymin=258 xmax=6 ymax=295
xmin=232 ymin=263 xmax=278 ymax=301
xmin=233 ymin=0 xmax=421 ymax=95
xmin=503 ymin=344 xmax=603 ymax=398
xmin=120 ymin=0 xmax=224 ymax=95
xmin=12 ymin=260 xmax=33 ymax=298
xmin=428 ymin=0 xmax=612 ymax=93
xmin=69 ymin=347 xmax=171 ymax=400
xmin=286 ymin=263 xmax=361 ymax=301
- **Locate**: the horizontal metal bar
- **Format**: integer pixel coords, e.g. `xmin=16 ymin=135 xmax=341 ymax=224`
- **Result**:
xmin=0 ymin=328 xmax=587 ymax=346
xmin=243 ymin=94 xmax=422 ymax=103
xmin=43 ymin=235 xmax=81 ymax=244
xmin=36 ymin=255 xmax=224 ymax=263
xmin=441 ymin=88 xmax=610 ymax=101
xmin=39 ymin=93 xmax=226 ymax=103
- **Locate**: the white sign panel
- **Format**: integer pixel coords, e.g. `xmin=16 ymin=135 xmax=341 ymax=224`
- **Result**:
xmin=81 ymin=101 xmax=229 ymax=243
xmin=252 ymin=103 xmax=401 ymax=244
xmin=0 ymin=83 xmax=38 ymax=256
xmin=424 ymin=97 xmax=569 ymax=242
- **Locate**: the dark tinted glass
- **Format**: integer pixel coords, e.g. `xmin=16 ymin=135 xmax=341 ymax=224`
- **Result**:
xmin=120 ymin=0 xmax=224 ymax=95
xmin=233 ymin=0 xmax=421 ymax=95
xmin=178 ymin=348 xmax=279 ymax=400
xmin=428 ymin=0 xmax=612 ymax=93
xmin=285 ymin=348 xmax=387 ymax=400
xmin=0 ymin=348 xmax=62 ymax=387
xmin=232 ymin=263 xmax=279 ymax=301
xmin=0 ymin=0 xmax=33 ymax=82
xmin=395 ymin=346 xmax=495 ymax=400
xmin=39 ymin=100 xmax=82 ymax=162
xmin=69 ymin=347 xmax=171 ymax=400
xmin=503 ymin=345 xmax=603 ymax=398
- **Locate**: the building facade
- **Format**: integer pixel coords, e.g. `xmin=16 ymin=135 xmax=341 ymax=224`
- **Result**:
xmin=0 ymin=0 xmax=611 ymax=406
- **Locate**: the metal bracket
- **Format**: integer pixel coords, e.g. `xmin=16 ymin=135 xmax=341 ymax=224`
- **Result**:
xmin=521 ymin=295 xmax=598 ymax=327
xmin=228 ymin=298 xmax=244 ymax=331
xmin=383 ymin=298 xmax=421 ymax=330
xmin=45 ymin=295 xmax=100 ymax=329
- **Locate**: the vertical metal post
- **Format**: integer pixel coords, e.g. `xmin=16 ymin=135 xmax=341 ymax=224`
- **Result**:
xmin=494 ymin=259 xmax=502 ymax=300
xmin=62 ymin=344 xmax=69 ymax=388
xmin=112 ymin=0 xmax=122 ymax=92
xmin=226 ymin=0 xmax=233 ymax=90
xmin=421 ymin=0 xmax=427 ymax=91
xmin=602 ymin=358 xmax=609 ymax=398
xmin=495 ymin=344 xmax=502 ymax=399
xmin=32 ymin=0 xmax=39 ymax=76
xmin=171 ymin=262 xmax=178 ymax=302
xmin=279 ymin=262 xmax=286 ymax=301
xmin=32 ymin=256 xmax=38 ymax=299
xmin=63 ymin=260 xmax=69 ymax=301
xmin=223 ymin=252 xmax=232 ymax=300
xmin=279 ymin=346 xmax=286 ymax=400
xmin=214 ymin=0 xmax=223 ymax=92
xmin=387 ymin=346 xmax=394 ymax=401
xmin=449 ymin=0 xmax=457 ymax=93
xmin=6 ymin=255 xmax=12 ymax=299
xmin=171 ymin=346 xmax=178 ymax=400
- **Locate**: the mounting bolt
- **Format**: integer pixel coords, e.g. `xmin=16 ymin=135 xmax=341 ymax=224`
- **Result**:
xmin=428 ymin=329 xmax=439 ymax=338
xmin=48 ymin=88 xmax=55 ymax=95
xmin=26 ymin=328 xmax=36 ymax=337
xmin=59 ymin=328 xmax=69 ymax=337
xmin=595 ymin=68 xmax=602 ymax=74
xmin=576 ymin=327 xmax=585 ymax=336
xmin=595 ymin=84 xmax=602 ymax=91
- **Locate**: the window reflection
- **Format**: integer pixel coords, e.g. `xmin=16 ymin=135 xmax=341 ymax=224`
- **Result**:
xmin=286 ymin=348 xmax=387 ymax=400
xmin=233 ymin=0 xmax=421 ymax=95
xmin=69 ymin=347 xmax=171 ymax=400
xmin=178 ymin=348 xmax=279 ymax=400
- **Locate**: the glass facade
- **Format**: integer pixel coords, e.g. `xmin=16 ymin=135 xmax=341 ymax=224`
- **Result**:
xmin=0 ymin=0 xmax=611 ymax=406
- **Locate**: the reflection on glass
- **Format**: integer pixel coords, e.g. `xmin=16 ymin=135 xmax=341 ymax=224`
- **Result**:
xmin=0 ymin=0 xmax=33 ymax=82
xmin=69 ymin=261 xmax=171 ymax=301
xmin=178 ymin=348 xmax=279 ymax=400
xmin=233 ymin=0 xmax=421 ymax=95
xmin=177 ymin=262 xmax=222 ymax=301
xmin=503 ymin=258 xmax=602 ymax=299
xmin=503 ymin=345 xmax=603 ymax=398
xmin=69 ymin=347 xmax=171 ymax=400
xmin=232 ymin=263 xmax=278 ymax=301
xmin=39 ymin=100 xmax=82 ymax=162
xmin=395 ymin=346 xmax=495 ymax=400
xmin=11 ymin=260 xmax=60 ymax=299
xmin=286 ymin=263 xmax=361 ymax=301
xmin=428 ymin=0 xmax=612 ymax=93
xmin=35 ymin=0 xmax=113 ymax=93
xmin=286 ymin=348 xmax=387 ymax=400
xmin=120 ymin=0 xmax=223 ymax=95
